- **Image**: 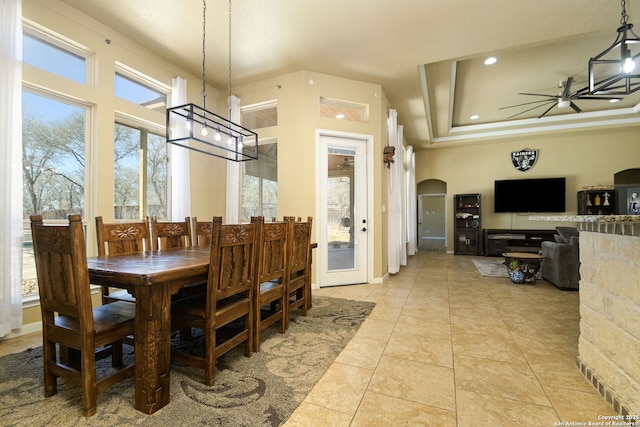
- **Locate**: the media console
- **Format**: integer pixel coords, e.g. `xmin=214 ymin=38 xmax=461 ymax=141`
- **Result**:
xmin=483 ymin=228 xmax=556 ymax=257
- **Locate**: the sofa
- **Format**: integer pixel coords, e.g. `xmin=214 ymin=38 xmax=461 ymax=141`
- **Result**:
xmin=539 ymin=226 xmax=580 ymax=290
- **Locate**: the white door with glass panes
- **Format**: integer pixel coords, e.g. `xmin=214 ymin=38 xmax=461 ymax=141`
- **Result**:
xmin=317 ymin=131 xmax=371 ymax=286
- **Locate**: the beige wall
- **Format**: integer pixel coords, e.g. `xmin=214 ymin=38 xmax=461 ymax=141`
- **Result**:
xmin=416 ymin=125 xmax=640 ymax=248
xmin=235 ymin=71 xmax=391 ymax=280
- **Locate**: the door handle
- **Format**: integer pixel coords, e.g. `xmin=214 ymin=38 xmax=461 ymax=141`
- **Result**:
xmin=361 ymin=227 xmax=367 ymax=232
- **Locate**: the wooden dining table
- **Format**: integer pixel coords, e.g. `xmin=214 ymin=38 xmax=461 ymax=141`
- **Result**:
xmin=87 ymin=246 xmax=210 ymax=415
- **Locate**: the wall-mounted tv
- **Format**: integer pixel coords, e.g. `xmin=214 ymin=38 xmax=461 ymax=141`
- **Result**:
xmin=494 ymin=177 xmax=566 ymax=213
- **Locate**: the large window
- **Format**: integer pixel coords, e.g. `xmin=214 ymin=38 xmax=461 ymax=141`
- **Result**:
xmin=114 ymin=123 xmax=168 ymax=220
xmin=241 ymin=100 xmax=278 ymax=129
xmin=320 ymin=97 xmax=369 ymax=122
xmin=22 ymin=91 xmax=88 ymax=297
xmin=115 ymin=70 xmax=167 ymax=112
xmin=241 ymin=141 xmax=278 ymax=221
xmin=23 ymin=92 xmax=87 ymax=219
xmin=22 ymin=30 xmax=88 ymax=84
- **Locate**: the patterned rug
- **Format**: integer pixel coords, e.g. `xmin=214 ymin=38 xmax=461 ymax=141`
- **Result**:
xmin=0 ymin=296 xmax=374 ymax=427
xmin=472 ymin=257 xmax=509 ymax=278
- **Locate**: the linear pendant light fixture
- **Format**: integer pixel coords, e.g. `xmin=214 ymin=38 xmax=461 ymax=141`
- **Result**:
xmin=588 ymin=0 xmax=640 ymax=95
xmin=166 ymin=0 xmax=257 ymax=161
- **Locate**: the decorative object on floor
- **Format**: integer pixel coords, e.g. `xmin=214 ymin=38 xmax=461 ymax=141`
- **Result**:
xmin=165 ymin=0 xmax=258 ymax=161
xmin=589 ymin=0 xmax=640 ymax=96
xmin=0 ymin=296 xmax=373 ymax=426
xmin=472 ymin=258 xmax=509 ymax=278
xmin=503 ymin=252 xmax=543 ymax=285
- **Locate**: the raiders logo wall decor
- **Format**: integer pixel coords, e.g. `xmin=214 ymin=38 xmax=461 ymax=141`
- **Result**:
xmin=511 ymin=148 xmax=538 ymax=172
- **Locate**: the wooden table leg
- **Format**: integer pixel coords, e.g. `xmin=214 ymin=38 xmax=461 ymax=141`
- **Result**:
xmin=133 ymin=283 xmax=172 ymax=414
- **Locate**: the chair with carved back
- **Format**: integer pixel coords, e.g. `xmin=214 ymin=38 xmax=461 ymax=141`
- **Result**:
xmin=250 ymin=216 xmax=288 ymax=352
xmin=170 ymin=217 xmax=256 ymax=385
xmin=30 ymin=214 xmax=135 ymax=417
xmin=285 ymin=216 xmax=313 ymax=329
xmin=191 ymin=216 xmax=214 ymax=247
xmin=180 ymin=216 xmax=220 ymax=303
xmin=151 ymin=216 xmax=192 ymax=251
xmin=95 ymin=216 xmax=151 ymax=304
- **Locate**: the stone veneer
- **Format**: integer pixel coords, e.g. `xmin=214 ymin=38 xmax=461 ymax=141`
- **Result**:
xmin=530 ymin=215 xmax=640 ymax=415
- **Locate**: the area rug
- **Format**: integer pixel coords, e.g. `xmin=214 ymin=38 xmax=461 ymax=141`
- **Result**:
xmin=472 ymin=257 xmax=509 ymax=278
xmin=0 ymin=296 xmax=374 ymax=427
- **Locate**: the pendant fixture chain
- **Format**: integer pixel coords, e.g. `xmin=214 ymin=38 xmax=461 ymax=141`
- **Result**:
xmin=228 ymin=0 xmax=233 ymax=119
xmin=621 ymin=0 xmax=629 ymax=26
xmin=165 ymin=0 xmax=257 ymax=162
xmin=201 ymin=0 xmax=207 ymax=111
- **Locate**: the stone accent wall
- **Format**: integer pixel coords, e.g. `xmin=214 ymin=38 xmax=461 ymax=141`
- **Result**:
xmin=577 ymin=225 xmax=640 ymax=415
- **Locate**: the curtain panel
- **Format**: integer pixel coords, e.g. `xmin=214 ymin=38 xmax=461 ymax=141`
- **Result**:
xmin=387 ymin=109 xmax=402 ymax=274
xmin=225 ymin=95 xmax=241 ymax=223
xmin=170 ymin=76 xmax=191 ymax=221
xmin=0 ymin=0 xmax=24 ymax=337
xmin=406 ymin=145 xmax=417 ymax=256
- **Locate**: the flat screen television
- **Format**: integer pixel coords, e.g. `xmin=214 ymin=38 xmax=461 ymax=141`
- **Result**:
xmin=494 ymin=177 xmax=566 ymax=213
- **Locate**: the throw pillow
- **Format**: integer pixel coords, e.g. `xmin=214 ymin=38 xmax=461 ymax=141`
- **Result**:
xmin=555 ymin=226 xmax=579 ymax=243
xmin=553 ymin=234 xmax=564 ymax=243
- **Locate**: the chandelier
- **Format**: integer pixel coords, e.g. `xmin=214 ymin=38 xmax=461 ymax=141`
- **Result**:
xmin=166 ymin=0 xmax=258 ymax=161
xmin=588 ymin=0 xmax=640 ymax=95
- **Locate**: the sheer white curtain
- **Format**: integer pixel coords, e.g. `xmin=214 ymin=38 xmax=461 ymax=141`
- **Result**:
xmin=406 ymin=145 xmax=417 ymax=256
xmin=170 ymin=77 xmax=191 ymax=220
xmin=0 ymin=0 xmax=24 ymax=337
xmin=225 ymin=95 xmax=241 ymax=223
xmin=398 ymin=127 xmax=407 ymax=266
xmin=387 ymin=108 xmax=403 ymax=274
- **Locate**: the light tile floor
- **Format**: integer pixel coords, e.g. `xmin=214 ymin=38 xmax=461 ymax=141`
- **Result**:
xmin=285 ymin=250 xmax=617 ymax=426
xmin=0 ymin=251 xmax=618 ymax=426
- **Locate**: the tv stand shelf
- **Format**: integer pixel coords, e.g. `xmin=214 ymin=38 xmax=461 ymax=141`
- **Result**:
xmin=484 ymin=228 xmax=556 ymax=257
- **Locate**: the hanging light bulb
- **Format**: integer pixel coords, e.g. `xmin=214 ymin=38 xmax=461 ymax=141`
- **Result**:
xmin=214 ymin=127 xmax=222 ymax=141
xmin=201 ymin=125 xmax=209 ymax=136
xmin=624 ymin=56 xmax=636 ymax=73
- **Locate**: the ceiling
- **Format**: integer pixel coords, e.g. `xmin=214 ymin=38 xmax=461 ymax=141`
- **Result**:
xmin=58 ymin=0 xmax=640 ymax=149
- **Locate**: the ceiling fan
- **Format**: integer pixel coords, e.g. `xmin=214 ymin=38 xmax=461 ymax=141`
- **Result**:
xmin=500 ymin=76 xmax=619 ymax=119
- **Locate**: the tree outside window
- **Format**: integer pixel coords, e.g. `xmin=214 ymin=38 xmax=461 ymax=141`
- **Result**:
xmin=114 ymin=123 xmax=168 ymax=220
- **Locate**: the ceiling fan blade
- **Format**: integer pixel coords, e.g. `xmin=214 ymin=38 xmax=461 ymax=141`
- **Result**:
xmin=518 ymin=92 xmax=558 ymax=98
xmin=507 ymin=100 xmax=555 ymax=119
xmin=537 ymin=103 xmax=556 ymax=119
xmin=499 ymin=99 xmax=560 ymax=109
xmin=570 ymin=102 xmax=582 ymax=113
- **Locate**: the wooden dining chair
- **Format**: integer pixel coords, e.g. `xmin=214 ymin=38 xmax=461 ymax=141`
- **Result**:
xmin=170 ymin=217 xmax=256 ymax=386
xmin=30 ymin=214 xmax=136 ymax=417
xmin=151 ymin=216 xmax=192 ymax=250
xmin=250 ymin=216 xmax=288 ymax=352
xmin=191 ymin=216 xmax=214 ymax=247
xmin=285 ymin=216 xmax=313 ymax=329
xmin=95 ymin=216 xmax=151 ymax=304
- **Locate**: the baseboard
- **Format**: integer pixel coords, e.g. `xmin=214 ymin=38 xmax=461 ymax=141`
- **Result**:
xmin=0 ymin=321 xmax=42 ymax=341
xmin=576 ymin=357 xmax=632 ymax=415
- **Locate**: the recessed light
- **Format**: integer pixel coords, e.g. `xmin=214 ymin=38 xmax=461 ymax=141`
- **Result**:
xmin=609 ymin=98 xmax=621 ymax=103
xmin=335 ymin=113 xmax=345 ymax=119
xmin=484 ymin=57 xmax=497 ymax=65
xmin=470 ymin=115 xmax=479 ymax=120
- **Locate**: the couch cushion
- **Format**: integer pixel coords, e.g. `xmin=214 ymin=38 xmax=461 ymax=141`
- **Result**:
xmin=555 ymin=226 xmax=579 ymax=243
